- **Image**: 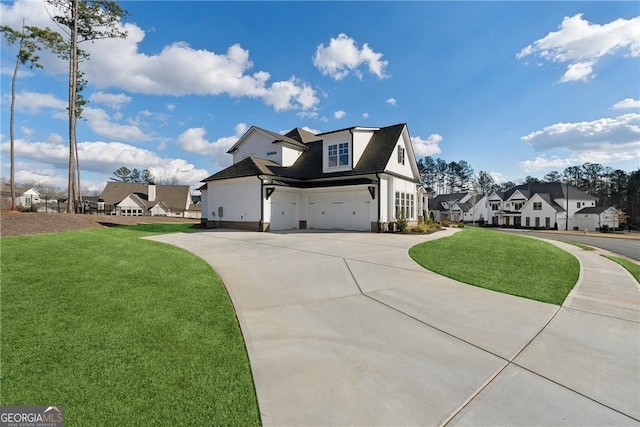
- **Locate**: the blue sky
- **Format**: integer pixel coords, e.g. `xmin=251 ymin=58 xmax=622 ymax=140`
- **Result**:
xmin=1 ymin=1 xmax=638 ymax=193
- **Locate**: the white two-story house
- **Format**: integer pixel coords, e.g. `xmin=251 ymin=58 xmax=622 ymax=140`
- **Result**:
xmin=199 ymin=124 xmax=424 ymax=232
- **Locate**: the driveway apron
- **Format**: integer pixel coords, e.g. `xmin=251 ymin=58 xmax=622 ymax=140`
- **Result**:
xmin=148 ymin=229 xmax=639 ymax=426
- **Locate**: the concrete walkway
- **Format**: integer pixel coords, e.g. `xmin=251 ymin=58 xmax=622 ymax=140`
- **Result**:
xmin=148 ymin=229 xmax=639 ymax=426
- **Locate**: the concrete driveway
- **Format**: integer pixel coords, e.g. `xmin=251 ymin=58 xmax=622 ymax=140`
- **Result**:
xmin=149 ymin=229 xmax=639 ymax=426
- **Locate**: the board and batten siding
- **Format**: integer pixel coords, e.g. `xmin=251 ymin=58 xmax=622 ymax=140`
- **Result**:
xmin=388 ymin=175 xmax=418 ymax=220
xmin=206 ymin=177 xmax=261 ymax=222
xmin=379 ymin=177 xmax=389 ymax=223
xmin=384 ymin=135 xmax=415 ymax=179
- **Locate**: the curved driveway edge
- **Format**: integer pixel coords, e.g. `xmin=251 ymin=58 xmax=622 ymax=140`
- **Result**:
xmin=148 ymin=229 xmax=639 ymax=426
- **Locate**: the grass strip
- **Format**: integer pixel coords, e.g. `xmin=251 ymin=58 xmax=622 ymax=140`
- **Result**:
xmin=554 ymin=239 xmax=595 ymax=251
xmin=409 ymin=227 xmax=579 ymax=305
xmin=602 ymin=255 xmax=640 ymax=283
xmin=1 ymin=224 xmax=260 ymax=426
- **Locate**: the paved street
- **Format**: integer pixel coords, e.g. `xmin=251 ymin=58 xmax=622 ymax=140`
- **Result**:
xmin=498 ymin=229 xmax=640 ymax=261
xmin=149 ymin=229 xmax=639 ymax=426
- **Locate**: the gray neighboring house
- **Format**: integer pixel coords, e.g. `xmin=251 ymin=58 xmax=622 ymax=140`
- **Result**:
xmin=98 ymin=182 xmax=201 ymax=218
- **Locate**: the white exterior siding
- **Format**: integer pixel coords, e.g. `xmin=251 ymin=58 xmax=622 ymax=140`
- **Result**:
xmin=322 ymin=130 xmax=352 ymax=173
xmin=200 ymin=190 xmax=208 ymax=220
xmin=389 ymin=175 xmax=417 ymax=220
xmin=520 ymin=194 xmax=560 ymax=229
xmin=379 ymin=177 xmax=389 ymax=223
xmin=384 ymin=136 xmax=414 ymax=178
xmin=206 ymin=177 xmax=261 ymax=222
xmin=232 ymin=131 xmax=274 ymax=164
xmin=231 ymin=130 xmax=303 ymax=166
xmin=352 ymin=129 xmax=376 ymax=167
xmin=281 ymin=146 xmax=303 ymax=167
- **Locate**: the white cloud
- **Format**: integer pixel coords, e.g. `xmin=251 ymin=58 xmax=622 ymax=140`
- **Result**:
xmin=167 ymin=103 xmax=176 ymax=112
xmin=334 ymin=110 xmax=346 ymax=119
xmin=362 ymin=112 xmax=369 ymax=119
xmin=0 ymin=1 xmax=319 ymax=112
xmin=517 ymin=14 xmax=640 ymax=82
xmin=560 ymin=61 xmax=594 ymax=82
xmin=82 ymin=107 xmax=150 ymax=142
xmin=386 ymin=98 xmax=397 ymax=106
xmin=20 ymin=127 xmax=35 ymax=140
xmin=489 ymin=172 xmax=510 ymax=184
xmin=10 ymin=91 xmax=67 ymax=114
xmin=1 ymin=137 xmax=209 ymax=186
xmin=614 ymin=98 xmax=640 ymax=110
xmin=89 ymin=91 xmax=132 ymax=109
xmin=519 ymin=156 xmax=575 ymax=172
xmin=520 ymin=113 xmax=640 ymax=171
xmin=411 ymin=134 xmax=443 ymax=158
xmin=313 ymin=33 xmax=388 ymax=80
xmin=177 ymin=123 xmax=247 ymax=167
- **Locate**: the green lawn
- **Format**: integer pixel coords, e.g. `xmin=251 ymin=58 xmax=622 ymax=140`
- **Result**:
xmin=1 ymin=224 xmax=260 ymax=426
xmin=409 ymin=227 xmax=580 ymax=305
xmin=603 ymin=255 xmax=640 ymax=283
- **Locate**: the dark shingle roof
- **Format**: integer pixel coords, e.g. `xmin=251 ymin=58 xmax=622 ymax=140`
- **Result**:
xmin=284 ymin=128 xmax=321 ymax=144
xmin=202 ymin=157 xmax=279 ymax=181
xmin=428 ymin=193 xmax=468 ymax=210
xmin=505 ymin=183 xmax=596 ymax=201
xmin=99 ymin=182 xmax=190 ymax=210
xmin=576 ymin=206 xmax=609 ymax=214
xmin=205 ymin=123 xmax=414 ymax=184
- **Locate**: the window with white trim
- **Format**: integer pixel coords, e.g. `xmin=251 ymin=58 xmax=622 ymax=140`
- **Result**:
xmin=533 ymin=202 xmax=542 ymax=210
xmin=395 ymin=191 xmax=414 ymax=219
xmin=328 ymin=142 xmax=349 ymax=167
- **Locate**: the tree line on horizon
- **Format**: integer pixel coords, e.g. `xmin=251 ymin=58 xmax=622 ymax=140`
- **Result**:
xmin=418 ymin=156 xmax=640 ymax=224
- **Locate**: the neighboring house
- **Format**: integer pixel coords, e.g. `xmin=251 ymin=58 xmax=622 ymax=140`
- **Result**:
xmin=98 ymin=183 xmax=201 ymax=218
xmin=431 ymin=182 xmax=616 ymax=231
xmin=574 ymin=206 xmax=620 ymax=231
xmin=428 ymin=192 xmax=487 ymax=223
xmin=1 ymin=184 xmax=58 ymax=209
xmin=200 ymin=123 xmax=424 ymax=232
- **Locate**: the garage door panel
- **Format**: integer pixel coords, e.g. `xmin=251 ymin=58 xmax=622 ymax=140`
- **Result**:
xmin=271 ymin=193 xmax=298 ymax=230
xmin=308 ymin=191 xmax=370 ymax=231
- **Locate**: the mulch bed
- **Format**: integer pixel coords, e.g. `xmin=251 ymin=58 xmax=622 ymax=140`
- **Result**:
xmin=0 ymin=210 xmax=199 ymax=238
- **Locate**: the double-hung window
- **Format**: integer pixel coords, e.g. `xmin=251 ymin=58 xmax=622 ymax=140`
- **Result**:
xmin=328 ymin=142 xmax=349 ymax=167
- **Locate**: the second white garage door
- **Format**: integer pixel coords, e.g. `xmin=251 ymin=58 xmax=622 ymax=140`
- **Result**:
xmin=308 ymin=191 xmax=371 ymax=231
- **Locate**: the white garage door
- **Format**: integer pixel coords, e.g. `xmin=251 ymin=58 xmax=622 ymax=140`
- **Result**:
xmin=270 ymin=192 xmax=298 ymax=230
xmin=308 ymin=191 xmax=371 ymax=231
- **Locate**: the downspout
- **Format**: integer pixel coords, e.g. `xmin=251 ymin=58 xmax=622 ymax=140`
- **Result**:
xmin=376 ymin=173 xmax=381 ymax=232
xmin=257 ymin=176 xmax=264 ymax=232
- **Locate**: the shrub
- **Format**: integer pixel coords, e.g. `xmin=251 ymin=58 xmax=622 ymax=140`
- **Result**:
xmin=396 ymin=214 xmax=408 ymax=232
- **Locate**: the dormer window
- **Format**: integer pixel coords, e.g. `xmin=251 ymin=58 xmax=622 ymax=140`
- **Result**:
xmin=328 ymin=142 xmax=349 ymax=167
xmin=397 ymin=146 xmax=405 ymax=165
